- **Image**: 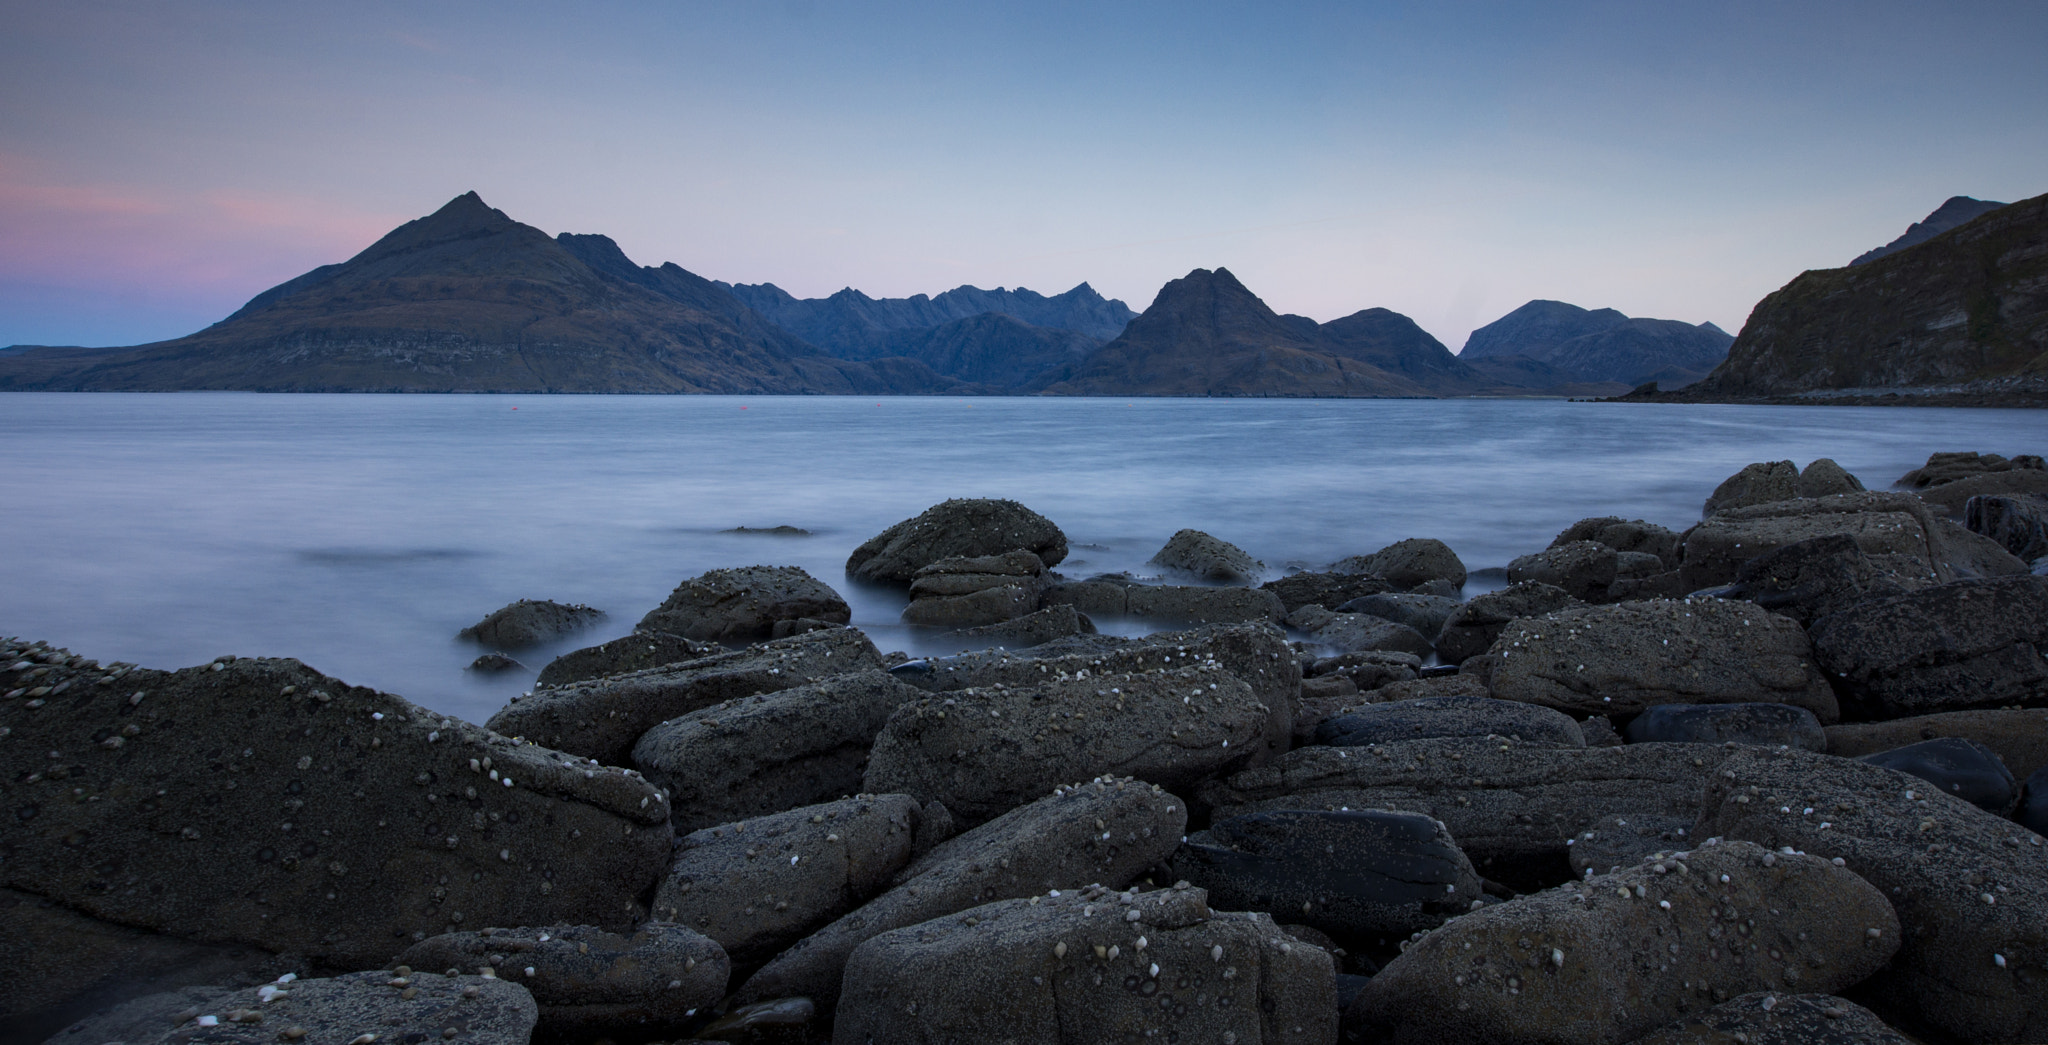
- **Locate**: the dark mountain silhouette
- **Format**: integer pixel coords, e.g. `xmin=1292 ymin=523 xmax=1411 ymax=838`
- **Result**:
xmin=1697 ymin=190 xmax=2047 ymax=395
xmin=881 ymin=313 xmax=1102 ymax=391
xmin=720 ymin=281 xmax=1136 ymax=360
xmin=0 ymin=193 xmax=959 ymax=393
xmin=1850 ymin=196 xmax=2008 ymax=266
xmin=1459 ymin=299 xmax=1731 ymax=387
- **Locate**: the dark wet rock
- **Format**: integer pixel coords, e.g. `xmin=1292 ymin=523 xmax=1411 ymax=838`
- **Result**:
xmin=1967 ymin=493 xmax=2048 ymax=562
xmin=1037 ymin=580 xmax=1129 ymax=618
xmin=1626 ymin=991 xmax=1913 ymax=1045
xmin=39 ymin=985 xmax=237 ymax=1045
xmin=1410 ymin=578 xmax=1463 ymax=598
xmin=889 ymin=623 xmax=1302 ymax=768
xmin=1507 ymin=541 xmax=1618 ymax=602
xmin=696 ymin=996 xmax=816 ymax=1043
xmin=1796 ymin=457 xmax=1866 ymax=499
xmin=51 ymin=972 xmax=538 ymax=1045
xmin=734 ymin=777 xmax=1186 ymax=1008
xmin=1333 ymin=593 xmax=1462 ymax=639
xmin=1704 ymin=460 xmax=1799 ymax=517
xmin=1346 ymin=674 xmax=1494 ymax=706
xmin=630 ymin=671 xmax=924 ymax=832
xmin=1679 ymin=490 xmax=2026 ymax=591
xmin=725 ymin=525 xmax=811 ymax=536
xmin=1721 ymin=534 xmax=1911 ymax=627
xmin=864 ymin=668 xmax=1267 ymax=827
xmin=1288 ymin=605 xmax=1434 ymax=659
xmin=1857 ymin=737 xmax=2019 ymax=815
xmin=1824 ymin=708 xmax=2048 ymax=780
xmin=959 ymin=603 xmax=1094 ymax=647
xmin=0 ymin=653 xmax=670 ymax=970
xmin=1579 ymin=715 xmax=1624 ymax=747
xmin=1624 ymin=703 xmax=1826 ymax=751
xmin=1332 ymin=538 xmax=1467 ymax=591
xmin=535 ymin=631 xmax=721 ymax=688
xmin=1125 ymin=584 xmax=1286 ymax=625
xmin=1697 ymin=745 xmax=2048 ymax=1044
xmin=396 ymin=922 xmax=727 ymax=1038
xmin=769 ymin=617 xmax=841 ymax=639
xmin=486 ymin=626 xmax=883 ymax=765
xmin=1565 ymin=813 xmax=1694 ymax=875
xmin=1200 ymin=739 xmax=1723 ymax=863
xmin=846 ymin=498 xmax=1067 ymax=585
xmin=1259 ymin=571 xmax=1393 ymax=615
xmin=837 ymin=884 xmax=1333 ymax=1045
xmin=902 ymin=582 xmax=1043 ymax=628
xmin=1 ymin=888 xmax=296 ymax=1045
xmin=2023 ymin=768 xmax=2048 ymax=836
xmin=1168 ymin=809 xmax=1487 ymax=938
xmin=1313 ymin=695 xmax=1583 ymax=749
xmin=458 ymin=599 xmax=606 ymax=650
xmin=1807 ymin=575 xmax=2048 ymax=717
xmin=1461 ymin=598 xmax=1838 ymax=722
xmin=652 ymin=795 xmax=925 ymax=964
xmin=1433 ymin=581 xmax=1583 ymax=666
xmin=1304 ymin=650 xmax=1420 ymax=693
xmin=636 ymin=565 xmax=850 ymax=643
xmin=1899 ymin=449 xmax=2045 ymax=488
xmin=1917 ymin=468 xmax=2048 ymax=516
xmin=466 ymin=652 xmax=527 ymax=674
xmin=1344 ymin=839 xmax=1899 ymax=1045
xmin=1149 ymin=528 xmax=1262 ymax=583
xmin=1550 ymin=517 xmax=1682 ymax=568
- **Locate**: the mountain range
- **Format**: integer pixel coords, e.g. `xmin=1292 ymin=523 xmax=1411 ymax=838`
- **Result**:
xmin=0 ymin=191 xmax=1770 ymax=397
xmin=1848 ymin=195 xmax=2007 ymax=267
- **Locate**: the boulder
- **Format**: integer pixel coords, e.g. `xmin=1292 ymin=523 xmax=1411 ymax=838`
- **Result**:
xmin=902 ymin=580 xmax=1043 ymax=628
xmin=1349 ymin=674 xmax=1495 ymax=706
xmin=629 ymin=670 xmax=924 ymax=832
xmin=846 ymin=498 xmax=1067 ymax=584
xmin=466 ymin=652 xmax=526 ymax=674
xmin=636 ymin=565 xmax=851 ymax=643
xmin=1312 ymin=695 xmax=1584 ymax=750
xmin=835 ymin=885 xmax=1335 ymax=1045
xmin=1918 ymin=468 xmax=2048 ymax=516
xmin=0 ymin=652 xmax=671 ymax=970
xmin=1332 ymin=593 xmax=1462 ymax=639
xmin=888 ymin=623 xmax=1301 ymax=768
xmin=535 ymin=631 xmax=720 ymax=688
xmin=1823 ymin=707 xmax=2048 ymax=779
xmin=1565 ymin=814 xmax=1694 ymax=876
xmin=1898 ymin=450 xmax=2044 ymax=488
xmin=1199 ymin=739 xmax=1724 ymax=864
xmin=1703 ymin=460 xmax=1799 ymax=517
xmin=1550 ymin=517 xmax=1681 ymax=568
xmin=1288 ymin=605 xmax=1435 ymax=659
xmin=1344 ymin=839 xmax=1899 ymax=1045
xmin=47 ymin=972 xmax=538 ymax=1045
xmin=485 ymin=626 xmax=883 ymax=765
xmin=1807 ymin=575 xmax=2048 ymax=717
xmin=457 ymin=599 xmax=606 ymax=650
xmin=1623 ymin=703 xmax=1826 ymax=751
xmin=1460 ymin=598 xmax=1838 ymax=723
xmin=735 ymin=777 xmax=1186 ymax=1008
xmin=1966 ymin=493 xmax=2048 ymax=561
xmin=1304 ymin=650 xmax=1420 ymax=693
xmin=1259 ymin=571 xmax=1393 ymax=615
xmin=1434 ymin=582 xmax=1583 ymax=666
xmin=1168 ymin=809 xmax=1487 ymax=937
xmin=864 ymin=668 xmax=1269 ymax=826
xmin=1624 ymin=992 xmax=1914 ymax=1045
xmin=1578 ymin=715 xmax=1625 ymax=747
xmin=1720 ymin=534 xmax=1910 ymax=627
xmin=1857 ymin=737 xmax=2019 ymax=815
xmin=1697 ymin=745 xmax=2048 ymax=1043
xmin=651 ymin=795 xmax=927 ymax=964
xmin=955 ymin=603 xmax=1091 ymax=647
xmin=395 ymin=922 xmax=727 ymax=1038
xmin=1333 ymin=538 xmax=1467 ymax=591
xmin=1678 ymin=491 xmax=2026 ymax=591
xmin=1507 ymin=541 xmax=1619 ymax=602
xmin=1149 ymin=528 xmax=1263 ymax=583
xmin=1795 ymin=458 xmax=1866 ymax=498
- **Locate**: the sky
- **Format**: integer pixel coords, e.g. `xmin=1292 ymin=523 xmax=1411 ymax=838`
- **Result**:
xmin=2 ymin=1 xmax=2045 ymax=352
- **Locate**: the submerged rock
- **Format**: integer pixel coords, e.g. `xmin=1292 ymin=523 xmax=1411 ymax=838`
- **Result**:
xmin=458 ymin=598 xmax=606 ymax=649
xmin=637 ymin=565 xmax=850 ymax=642
xmin=1259 ymin=571 xmax=1393 ymax=615
xmin=1149 ymin=528 xmax=1263 ymax=583
xmin=846 ymin=498 xmax=1067 ymax=584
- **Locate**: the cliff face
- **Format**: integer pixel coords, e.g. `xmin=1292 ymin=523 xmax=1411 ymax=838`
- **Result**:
xmin=0 ymin=193 xmax=957 ymax=394
xmin=1699 ymin=191 xmax=2048 ymax=395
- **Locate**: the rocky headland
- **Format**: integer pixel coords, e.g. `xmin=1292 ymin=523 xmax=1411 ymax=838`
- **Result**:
xmin=7 ymin=450 xmax=2048 ymax=1045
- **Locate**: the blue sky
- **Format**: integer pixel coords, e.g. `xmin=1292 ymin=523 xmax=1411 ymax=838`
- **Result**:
xmin=2 ymin=0 xmax=2044 ymax=350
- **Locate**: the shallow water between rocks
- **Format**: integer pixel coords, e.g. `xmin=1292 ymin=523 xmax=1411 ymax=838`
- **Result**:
xmin=2 ymin=392 xmax=2041 ymax=726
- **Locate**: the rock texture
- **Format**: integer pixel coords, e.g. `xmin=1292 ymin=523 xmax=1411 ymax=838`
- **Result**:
xmin=1149 ymin=528 xmax=1262 ymax=583
xmin=636 ymin=566 xmax=850 ymax=642
xmin=534 ymin=631 xmax=720 ymax=688
xmin=835 ymin=885 xmax=1337 ymax=1045
xmin=1625 ymin=992 xmax=1915 ymax=1045
xmin=0 ymin=653 xmax=671 ymax=970
xmin=395 ymin=922 xmax=727 ymax=1037
xmin=1435 ymin=582 xmax=1583 ymax=665
xmin=1331 ymin=538 xmax=1467 ymax=591
xmin=1807 ymin=575 xmax=2048 ymax=717
xmin=846 ymin=499 xmax=1067 ymax=584
xmin=458 ymin=599 xmax=606 ymax=650
xmin=1823 ymin=707 xmax=2048 ymax=779
xmin=47 ymin=971 xmax=539 ymax=1045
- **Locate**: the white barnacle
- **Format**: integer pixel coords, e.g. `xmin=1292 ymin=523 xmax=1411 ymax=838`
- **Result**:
xmin=1551 ymin=948 xmax=1563 ymax=967
xmin=1054 ymin=941 xmax=1068 ymax=959
xmin=1212 ymin=944 xmax=1223 ymax=962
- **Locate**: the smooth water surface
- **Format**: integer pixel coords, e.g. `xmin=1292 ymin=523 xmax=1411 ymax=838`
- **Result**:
xmin=3 ymin=393 xmax=2040 ymax=725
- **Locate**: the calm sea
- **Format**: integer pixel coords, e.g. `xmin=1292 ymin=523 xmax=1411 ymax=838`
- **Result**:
xmin=2 ymin=393 xmax=2040 ymax=726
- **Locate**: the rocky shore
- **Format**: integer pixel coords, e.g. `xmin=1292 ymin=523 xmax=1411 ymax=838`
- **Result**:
xmin=6 ymin=451 xmax=2048 ymax=1045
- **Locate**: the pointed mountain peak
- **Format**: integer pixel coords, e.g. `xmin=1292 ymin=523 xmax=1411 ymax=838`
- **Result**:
xmin=420 ymin=191 xmax=512 ymax=230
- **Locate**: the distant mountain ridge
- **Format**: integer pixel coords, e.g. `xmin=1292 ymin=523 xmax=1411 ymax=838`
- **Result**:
xmin=1459 ymin=299 xmax=1732 ymax=387
xmin=719 ymin=281 xmax=1136 ymax=361
xmin=1850 ymin=196 xmax=2007 ymax=266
